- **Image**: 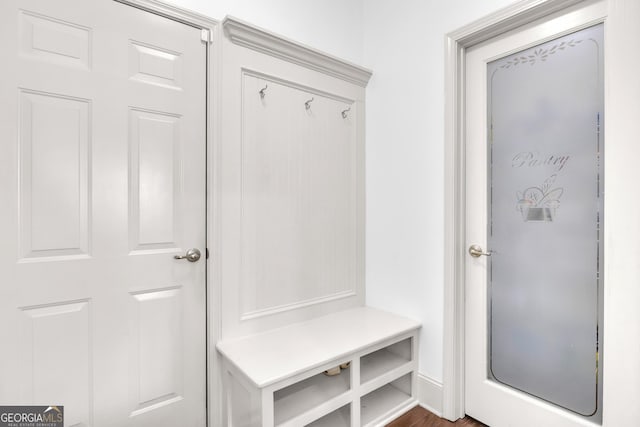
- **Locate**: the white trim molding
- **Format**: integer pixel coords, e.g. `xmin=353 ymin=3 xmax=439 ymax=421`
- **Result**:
xmin=115 ymin=0 xmax=217 ymax=29
xmin=443 ymin=0 xmax=592 ymax=421
xmin=417 ymin=374 xmax=444 ymax=417
xmin=222 ymin=16 xmax=372 ymax=87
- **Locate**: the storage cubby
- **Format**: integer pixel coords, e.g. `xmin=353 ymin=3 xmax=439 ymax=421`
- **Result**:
xmin=361 ymin=374 xmax=413 ymax=426
xmin=274 ymin=365 xmax=351 ymax=425
xmin=218 ymin=307 xmax=420 ymax=427
xmin=361 ymin=338 xmax=412 ymax=385
xmin=307 ymin=404 xmax=351 ymax=427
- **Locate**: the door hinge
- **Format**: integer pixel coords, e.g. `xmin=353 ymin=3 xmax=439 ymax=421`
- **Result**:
xmin=206 ymin=248 xmax=209 ymax=259
xmin=201 ymin=29 xmax=212 ymax=44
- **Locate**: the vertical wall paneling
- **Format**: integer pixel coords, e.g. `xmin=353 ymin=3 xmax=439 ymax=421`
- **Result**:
xmin=219 ymin=17 xmax=371 ymax=337
xmin=240 ymin=73 xmax=357 ymax=319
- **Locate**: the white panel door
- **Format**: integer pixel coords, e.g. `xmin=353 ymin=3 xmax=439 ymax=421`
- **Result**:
xmin=464 ymin=1 xmax=606 ymax=426
xmin=0 ymin=1 xmax=207 ymax=426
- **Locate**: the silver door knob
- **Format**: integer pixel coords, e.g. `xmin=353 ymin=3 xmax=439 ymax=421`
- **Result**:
xmin=174 ymin=248 xmax=201 ymax=262
xmin=468 ymin=244 xmax=492 ymax=258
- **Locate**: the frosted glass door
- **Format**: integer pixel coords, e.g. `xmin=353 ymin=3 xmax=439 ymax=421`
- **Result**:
xmin=487 ymin=24 xmax=603 ymax=417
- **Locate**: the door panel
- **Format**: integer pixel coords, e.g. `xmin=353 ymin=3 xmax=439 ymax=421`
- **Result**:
xmin=0 ymin=1 xmax=207 ymax=426
xmin=465 ymin=1 xmax=606 ymax=426
xmin=129 ymin=108 xmax=183 ymax=252
xmin=19 ymin=300 xmax=91 ymax=427
xmin=19 ymin=89 xmax=91 ymax=259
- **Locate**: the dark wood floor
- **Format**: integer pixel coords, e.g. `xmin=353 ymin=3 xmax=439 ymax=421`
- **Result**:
xmin=387 ymin=406 xmax=487 ymax=427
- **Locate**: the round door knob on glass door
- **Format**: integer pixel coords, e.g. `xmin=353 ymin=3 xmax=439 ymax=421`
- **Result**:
xmin=174 ymin=248 xmax=202 ymax=262
xmin=468 ymin=244 xmax=492 ymax=258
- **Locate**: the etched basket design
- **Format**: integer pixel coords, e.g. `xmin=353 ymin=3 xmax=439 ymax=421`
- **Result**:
xmin=520 ymin=206 xmax=556 ymax=222
xmin=516 ymin=175 xmax=563 ymax=222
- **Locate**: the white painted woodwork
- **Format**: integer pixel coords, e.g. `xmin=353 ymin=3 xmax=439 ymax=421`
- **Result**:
xmin=19 ymin=9 xmax=91 ymax=69
xmin=19 ymin=90 xmax=90 ymax=260
xmin=307 ymin=405 xmax=350 ymax=427
xmin=217 ymin=307 xmax=420 ymax=427
xmin=240 ymin=73 xmax=356 ymax=318
xmin=360 ymin=338 xmax=412 ymax=385
xmin=465 ymin=2 xmax=607 ymax=426
xmin=222 ymin=17 xmax=371 ymax=87
xmin=218 ymin=17 xmax=370 ymax=339
xmin=416 ymin=374 xmax=443 ymax=416
xmin=0 ymin=0 xmax=207 ymax=425
xmin=129 ymin=41 xmax=183 ymax=89
xmin=360 ymin=375 xmax=412 ymax=426
xmin=129 ymin=108 xmax=182 ymax=251
xmin=441 ymin=0 xmax=640 ymax=425
xmin=273 ymin=370 xmax=350 ymax=425
xmin=216 ymin=18 xmax=385 ymax=426
xmin=601 ymin=0 xmax=640 ymax=424
xmin=443 ymin=1 xmax=603 ymax=420
xmin=19 ymin=300 xmax=91 ymax=427
xmin=130 ymin=288 xmax=184 ymax=415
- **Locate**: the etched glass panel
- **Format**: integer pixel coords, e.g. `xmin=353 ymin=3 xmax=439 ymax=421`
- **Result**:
xmin=488 ymin=24 xmax=603 ymax=418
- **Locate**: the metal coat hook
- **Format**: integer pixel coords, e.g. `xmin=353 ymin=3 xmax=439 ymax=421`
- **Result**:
xmin=305 ymin=97 xmax=314 ymax=110
xmin=341 ymin=107 xmax=351 ymax=119
xmin=259 ymin=84 xmax=268 ymax=99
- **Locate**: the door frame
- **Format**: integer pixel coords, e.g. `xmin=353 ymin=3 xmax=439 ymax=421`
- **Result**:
xmin=113 ymin=1 xmax=221 ymax=425
xmin=444 ymin=0 xmax=640 ymax=424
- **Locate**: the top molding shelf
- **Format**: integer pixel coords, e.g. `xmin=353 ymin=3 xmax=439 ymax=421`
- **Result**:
xmin=222 ymin=16 xmax=373 ymax=87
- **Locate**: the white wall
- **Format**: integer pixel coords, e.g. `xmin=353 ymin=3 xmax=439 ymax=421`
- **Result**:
xmin=167 ymin=0 xmax=520 ymax=385
xmin=362 ymin=0 xmax=517 ymax=383
xmin=164 ymin=0 xmax=364 ymax=64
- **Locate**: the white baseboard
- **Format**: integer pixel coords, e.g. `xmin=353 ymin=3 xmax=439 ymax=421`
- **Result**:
xmin=417 ymin=373 xmax=443 ymax=417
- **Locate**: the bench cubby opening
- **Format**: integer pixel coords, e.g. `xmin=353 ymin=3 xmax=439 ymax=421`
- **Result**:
xmin=274 ymin=364 xmax=352 ymax=425
xmin=361 ymin=373 xmax=413 ymax=426
xmin=361 ymin=337 xmax=412 ymax=385
xmin=217 ymin=307 xmax=421 ymax=427
xmin=307 ymin=404 xmax=351 ymax=427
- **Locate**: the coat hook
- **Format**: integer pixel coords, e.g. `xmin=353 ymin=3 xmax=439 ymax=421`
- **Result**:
xmin=305 ymin=97 xmax=314 ymax=110
xmin=341 ymin=106 xmax=351 ymax=118
xmin=259 ymin=84 xmax=268 ymax=99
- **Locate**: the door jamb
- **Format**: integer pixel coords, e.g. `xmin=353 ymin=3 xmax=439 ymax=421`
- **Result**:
xmin=111 ymin=1 xmax=221 ymax=426
xmin=442 ymin=0 xmax=586 ymax=420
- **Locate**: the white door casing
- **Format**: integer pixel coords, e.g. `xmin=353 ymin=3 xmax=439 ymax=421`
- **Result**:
xmin=444 ymin=0 xmax=640 ymax=426
xmin=0 ymin=0 xmax=209 ymax=425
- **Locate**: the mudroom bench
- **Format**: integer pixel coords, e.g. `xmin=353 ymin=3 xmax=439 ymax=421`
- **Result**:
xmin=216 ymin=307 xmax=421 ymax=427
